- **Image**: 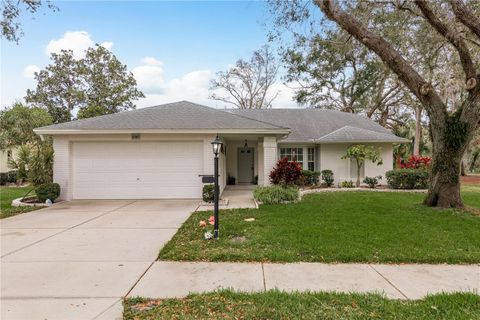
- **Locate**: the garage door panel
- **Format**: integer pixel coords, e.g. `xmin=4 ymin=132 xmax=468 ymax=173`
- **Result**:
xmin=73 ymin=141 xmax=203 ymax=199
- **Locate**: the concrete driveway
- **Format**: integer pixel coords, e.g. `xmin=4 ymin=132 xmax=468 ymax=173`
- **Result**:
xmin=0 ymin=199 xmax=199 ymax=320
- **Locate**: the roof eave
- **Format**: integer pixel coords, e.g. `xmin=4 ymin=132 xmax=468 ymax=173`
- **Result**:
xmin=33 ymin=128 xmax=291 ymax=135
xmin=314 ymin=139 xmax=409 ymax=144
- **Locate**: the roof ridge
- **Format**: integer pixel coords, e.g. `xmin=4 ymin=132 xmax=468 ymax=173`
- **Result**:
xmin=205 ymin=106 xmax=289 ymax=129
xmin=315 ymin=125 xmax=407 ymax=142
xmin=315 ymin=125 xmax=376 ymax=141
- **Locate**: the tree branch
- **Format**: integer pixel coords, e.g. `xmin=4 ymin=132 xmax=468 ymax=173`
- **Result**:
xmin=315 ymin=0 xmax=447 ymax=123
xmin=414 ymin=0 xmax=477 ymax=89
xmin=448 ymin=0 xmax=480 ymax=39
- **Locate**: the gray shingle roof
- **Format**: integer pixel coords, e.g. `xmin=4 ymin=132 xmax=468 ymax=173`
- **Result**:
xmin=35 ymin=101 xmax=287 ymax=131
xmin=228 ymin=108 xmax=407 ymax=143
xmin=35 ymin=101 xmax=408 ymax=143
xmin=314 ymin=126 xmax=408 ymax=143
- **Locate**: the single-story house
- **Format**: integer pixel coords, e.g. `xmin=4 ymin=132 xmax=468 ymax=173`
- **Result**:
xmin=34 ymin=101 xmax=407 ymax=200
xmin=0 ymin=148 xmax=16 ymax=173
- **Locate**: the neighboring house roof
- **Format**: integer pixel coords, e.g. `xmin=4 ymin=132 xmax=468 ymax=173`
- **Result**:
xmin=228 ymin=108 xmax=407 ymax=143
xmin=34 ymin=101 xmax=288 ymax=134
xmin=34 ymin=101 xmax=407 ymax=143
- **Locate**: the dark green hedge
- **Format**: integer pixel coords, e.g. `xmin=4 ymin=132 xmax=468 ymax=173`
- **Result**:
xmin=0 ymin=170 xmax=17 ymax=185
xmin=35 ymin=183 xmax=61 ymax=202
xmin=386 ymin=169 xmax=429 ymax=189
xmin=202 ymin=184 xmax=215 ymax=203
xmin=300 ymin=170 xmax=320 ymax=186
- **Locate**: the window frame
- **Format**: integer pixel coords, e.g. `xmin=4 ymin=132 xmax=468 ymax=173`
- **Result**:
xmin=278 ymin=145 xmax=316 ymax=171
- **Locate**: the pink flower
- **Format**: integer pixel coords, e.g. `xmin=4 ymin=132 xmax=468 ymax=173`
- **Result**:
xmin=208 ymin=216 xmax=215 ymax=225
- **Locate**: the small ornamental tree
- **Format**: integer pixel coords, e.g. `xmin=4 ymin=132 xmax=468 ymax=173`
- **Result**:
xmin=269 ymin=157 xmax=302 ymax=185
xmin=342 ymin=145 xmax=383 ymax=187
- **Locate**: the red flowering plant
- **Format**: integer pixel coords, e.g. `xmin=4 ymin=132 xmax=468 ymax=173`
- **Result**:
xmin=269 ymin=157 xmax=302 ymax=185
xmin=400 ymin=155 xmax=432 ymax=169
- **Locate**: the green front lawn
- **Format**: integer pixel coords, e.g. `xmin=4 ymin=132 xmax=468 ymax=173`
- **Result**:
xmin=0 ymin=186 xmax=41 ymax=219
xmin=124 ymin=291 xmax=480 ymax=320
xmin=159 ymin=187 xmax=480 ymax=264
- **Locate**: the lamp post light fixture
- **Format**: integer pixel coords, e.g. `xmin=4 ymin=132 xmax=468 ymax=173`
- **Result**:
xmin=211 ymin=136 xmax=223 ymax=239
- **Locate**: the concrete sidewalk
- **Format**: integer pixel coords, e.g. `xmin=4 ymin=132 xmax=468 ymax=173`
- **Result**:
xmin=129 ymin=261 xmax=480 ymax=300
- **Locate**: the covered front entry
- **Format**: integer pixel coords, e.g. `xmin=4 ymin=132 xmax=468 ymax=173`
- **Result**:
xmin=223 ymin=136 xmax=278 ymax=187
xmin=72 ymin=141 xmax=203 ymax=199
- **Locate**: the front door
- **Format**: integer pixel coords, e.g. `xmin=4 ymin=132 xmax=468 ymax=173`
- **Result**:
xmin=237 ymin=147 xmax=254 ymax=184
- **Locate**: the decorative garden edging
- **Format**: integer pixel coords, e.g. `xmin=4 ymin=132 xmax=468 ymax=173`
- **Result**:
xmin=11 ymin=197 xmax=49 ymax=208
xmin=300 ymin=187 xmax=428 ymax=199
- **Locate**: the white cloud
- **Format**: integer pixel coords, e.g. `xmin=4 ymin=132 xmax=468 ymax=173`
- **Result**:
xmin=132 ymin=57 xmax=298 ymax=109
xmin=141 ymin=56 xmax=162 ymax=66
xmin=269 ymin=83 xmax=298 ymax=109
xmin=100 ymin=41 xmax=114 ymax=50
xmin=23 ymin=65 xmax=40 ymax=79
xmin=45 ymin=31 xmax=113 ymax=59
xmin=131 ymin=57 xmax=166 ymax=94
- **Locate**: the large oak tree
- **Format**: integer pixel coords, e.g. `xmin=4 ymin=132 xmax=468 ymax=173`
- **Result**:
xmin=26 ymin=45 xmax=144 ymax=123
xmin=271 ymin=0 xmax=479 ymax=208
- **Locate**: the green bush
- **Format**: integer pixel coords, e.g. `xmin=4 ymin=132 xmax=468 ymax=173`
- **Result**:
xmin=253 ymin=185 xmax=299 ymax=204
xmin=340 ymin=180 xmax=355 ymax=188
xmin=0 ymin=170 xmax=18 ymax=185
xmin=202 ymin=184 xmax=215 ymax=202
xmin=301 ymin=170 xmax=320 ymax=186
xmin=386 ymin=169 xmax=429 ymax=189
xmin=7 ymin=170 xmax=17 ymax=183
xmin=321 ymin=169 xmax=334 ymax=187
xmin=35 ymin=183 xmax=60 ymax=202
xmin=363 ymin=176 xmax=382 ymax=188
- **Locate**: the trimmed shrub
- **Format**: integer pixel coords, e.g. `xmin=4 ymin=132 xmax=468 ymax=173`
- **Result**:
xmin=0 ymin=173 xmax=7 ymax=185
xmin=363 ymin=176 xmax=382 ymax=188
xmin=7 ymin=170 xmax=17 ymax=183
xmin=0 ymin=170 xmax=18 ymax=185
xmin=340 ymin=180 xmax=355 ymax=188
xmin=321 ymin=169 xmax=334 ymax=187
xmin=386 ymin=169 xmax=429 ymax=189
xmin=35 ymin=183 xmax=60 ymax=203
xmin=301 ymin=170 xmax=320 ymax=186
xmin=253 ymin=185 xmax=299 ymax=205
xmin=202 ymin=184 xmax=215 ymax=202
xmin=269 ymin=157 xmax=302 ymax=185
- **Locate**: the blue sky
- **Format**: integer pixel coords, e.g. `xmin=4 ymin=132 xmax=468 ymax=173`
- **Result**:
xmin=1 ymin=0 xmax=299 ymax=109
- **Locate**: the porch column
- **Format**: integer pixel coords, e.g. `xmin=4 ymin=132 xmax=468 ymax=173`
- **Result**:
xmin=262 ymin=136 xmax=277 ymax=186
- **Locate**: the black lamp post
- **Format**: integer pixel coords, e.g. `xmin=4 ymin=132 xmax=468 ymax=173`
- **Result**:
xmin=211 ymin=136 xmax=223 ymax=240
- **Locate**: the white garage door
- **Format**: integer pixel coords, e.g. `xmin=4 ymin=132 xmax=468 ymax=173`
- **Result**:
xmin=73 ymin=141 xmax=203 ymax=199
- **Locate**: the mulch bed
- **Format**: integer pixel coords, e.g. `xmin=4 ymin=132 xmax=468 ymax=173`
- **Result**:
xmin=462 ymin=175 xmax=480 ymax=185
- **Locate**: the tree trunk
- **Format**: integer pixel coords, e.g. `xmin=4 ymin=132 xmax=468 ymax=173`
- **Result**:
xmin=424 ymin=151 xmax=463 ymax=207
xmin=356 ymin=160 xmax=361 ymax=187
xmin=413 ymin=106 xmax=422 ymax=156
xmin=423 ymin=124 xmax=465 ymax=208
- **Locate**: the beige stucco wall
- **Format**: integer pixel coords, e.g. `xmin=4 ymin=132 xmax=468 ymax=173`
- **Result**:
xmin=262 ymin=137 xmax=277 ymax=186
xmin=320 ymin=143 xmax=393 ymax=185
xmin=52 ymin=133 xmax=220 ymax=201
xmin=0 ymin=150 xmax=11 ymax=173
